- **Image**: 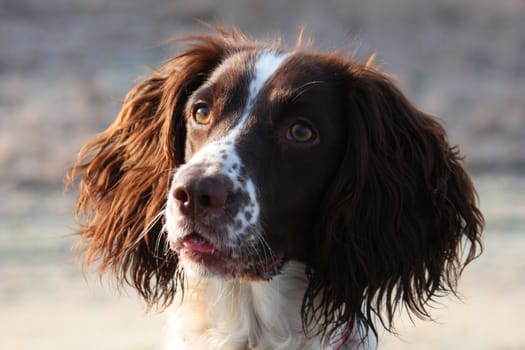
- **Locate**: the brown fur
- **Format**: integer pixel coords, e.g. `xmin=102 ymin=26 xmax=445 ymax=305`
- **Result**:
xmin=67 ymin=28 xmax=483 ymax=341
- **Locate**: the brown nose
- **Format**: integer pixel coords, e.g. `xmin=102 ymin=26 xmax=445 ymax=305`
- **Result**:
xmin=172 ymin=170 xmax=228 ymax=217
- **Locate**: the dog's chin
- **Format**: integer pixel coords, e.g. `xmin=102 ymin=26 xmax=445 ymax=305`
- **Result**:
xmin=171 ymin=232 xmax=285 ymax=281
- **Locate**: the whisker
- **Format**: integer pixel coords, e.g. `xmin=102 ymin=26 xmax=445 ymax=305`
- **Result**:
xmin=291 ymin=80 xmax=325 ymax=102
xmin=125 ymin=205 xmax=167 ymax=254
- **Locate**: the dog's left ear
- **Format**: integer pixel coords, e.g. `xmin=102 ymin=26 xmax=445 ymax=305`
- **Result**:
xmin=66 ymin=33 xmax=243 ymax=306
xmin=303 ymin=64 xmax=484 ymax=341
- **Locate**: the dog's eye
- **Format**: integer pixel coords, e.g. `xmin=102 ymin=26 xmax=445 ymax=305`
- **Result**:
xmin=192 ymin=104 xmax=211 ymax=125
xmin=288 ymin=122 xmax=316 ymax=143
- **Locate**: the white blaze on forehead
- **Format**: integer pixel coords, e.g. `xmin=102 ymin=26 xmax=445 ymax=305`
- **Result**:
xmin=221 ymin=51 xmax=290 ymax=140
xmin=171 ymin=51 xmax=289 ymax=243
xmin=182 ymin=51 xmax=289 ymax=163
xmin=246 ymin=51 xmax=289 ymax=110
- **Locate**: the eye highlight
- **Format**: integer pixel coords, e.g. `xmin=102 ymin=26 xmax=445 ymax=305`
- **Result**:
xmin=192 ymin=103 xmax=212 ymax=125
xmin=287 ymin=121 xmax=316 ymax=143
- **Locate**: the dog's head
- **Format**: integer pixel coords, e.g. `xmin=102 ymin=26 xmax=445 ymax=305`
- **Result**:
xmin=165 ymin=49 xmax=352 ymax=281
xmin=68 ymin=28 xmax=483 ymax=338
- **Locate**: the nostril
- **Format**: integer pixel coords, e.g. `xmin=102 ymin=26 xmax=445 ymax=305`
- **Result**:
xmin=198 ymin=177 xmax=227 ymax=210
xmin=199 ymin=194 xmax=212 ymax=208
xmin=173 ymin=186 xmax=190 ymax=205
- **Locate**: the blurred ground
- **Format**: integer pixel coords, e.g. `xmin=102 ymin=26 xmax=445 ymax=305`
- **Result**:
xmin=1 ymin=0 xmax=524 ymax=349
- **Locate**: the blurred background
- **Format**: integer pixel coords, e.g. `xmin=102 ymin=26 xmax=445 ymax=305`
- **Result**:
xmin=1 ymin=0 xmax=524 ymax=349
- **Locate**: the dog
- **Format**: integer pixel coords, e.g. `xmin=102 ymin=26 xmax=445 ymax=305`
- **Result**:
xmin=68 ymin=28 xmax=483 ymax=349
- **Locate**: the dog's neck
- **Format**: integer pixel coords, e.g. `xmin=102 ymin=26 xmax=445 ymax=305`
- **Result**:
xmin=165 ymin=261 xmax=375 ymax=350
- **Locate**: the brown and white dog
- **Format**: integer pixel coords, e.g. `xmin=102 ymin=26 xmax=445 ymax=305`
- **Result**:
xmin=68 ymin=28 xmax=483 ymax=349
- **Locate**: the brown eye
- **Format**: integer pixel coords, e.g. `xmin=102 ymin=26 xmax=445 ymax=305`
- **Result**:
xmin=193 ymin=104 xmax=211 ymax=125
xmin=288 ymin=122 xmax=316 ymax=143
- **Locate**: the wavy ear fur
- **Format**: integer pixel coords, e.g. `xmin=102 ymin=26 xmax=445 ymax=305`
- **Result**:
xmin=304 ymin=63 xmax=483 ymax=339
xmin=66 ymin=30 xmax=254 ymax=306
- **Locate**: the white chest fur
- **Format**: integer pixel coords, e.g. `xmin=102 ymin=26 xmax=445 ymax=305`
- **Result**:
xmin=164 ymin=261 xmax=376 ymax=350
xmin=165 ymin=261 xmax=327 ymax=350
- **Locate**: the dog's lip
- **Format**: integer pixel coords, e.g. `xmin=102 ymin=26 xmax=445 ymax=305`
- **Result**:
xmin=182 ymin=232 xmax=215 ymax=254
xmin=172 ymin=232 xmax=285 ymax=279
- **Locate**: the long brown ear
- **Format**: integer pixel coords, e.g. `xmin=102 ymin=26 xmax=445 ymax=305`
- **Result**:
xmin=66 ymin=32 xmax=247 ymax=306
xmin=303 ymin=63 xmax=483 ymax=340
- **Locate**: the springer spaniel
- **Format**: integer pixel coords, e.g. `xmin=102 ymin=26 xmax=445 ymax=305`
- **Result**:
xmin=68 ymin=28 xmax=483 ymax=349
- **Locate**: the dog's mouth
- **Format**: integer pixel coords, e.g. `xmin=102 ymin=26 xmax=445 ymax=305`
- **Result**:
xmin=173 ymin=232 xmax=284 ymax=280
xmin=182 ymin=232 xmax=216 ymax=254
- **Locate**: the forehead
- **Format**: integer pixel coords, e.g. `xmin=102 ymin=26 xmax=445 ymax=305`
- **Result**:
xmin=205 ymin=49 xmax=342 ymax=96
xmin=205 ymin=49 xmax=288 ymax=95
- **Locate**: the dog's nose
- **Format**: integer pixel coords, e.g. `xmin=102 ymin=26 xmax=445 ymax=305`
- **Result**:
xmin=172 ymin=171 xmax=228 ymax=217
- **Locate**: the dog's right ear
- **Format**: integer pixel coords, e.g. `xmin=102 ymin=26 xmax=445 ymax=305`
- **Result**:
xmin=66 ymin=31 xmax=247 ymax=307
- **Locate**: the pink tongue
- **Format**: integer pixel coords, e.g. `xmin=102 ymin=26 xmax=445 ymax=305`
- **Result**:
xmin=183 ymin=234 xmax=215 ymax=254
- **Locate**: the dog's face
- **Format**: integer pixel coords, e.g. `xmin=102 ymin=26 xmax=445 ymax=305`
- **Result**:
xmin=165 ymin=51 xmax=347 ymax=279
